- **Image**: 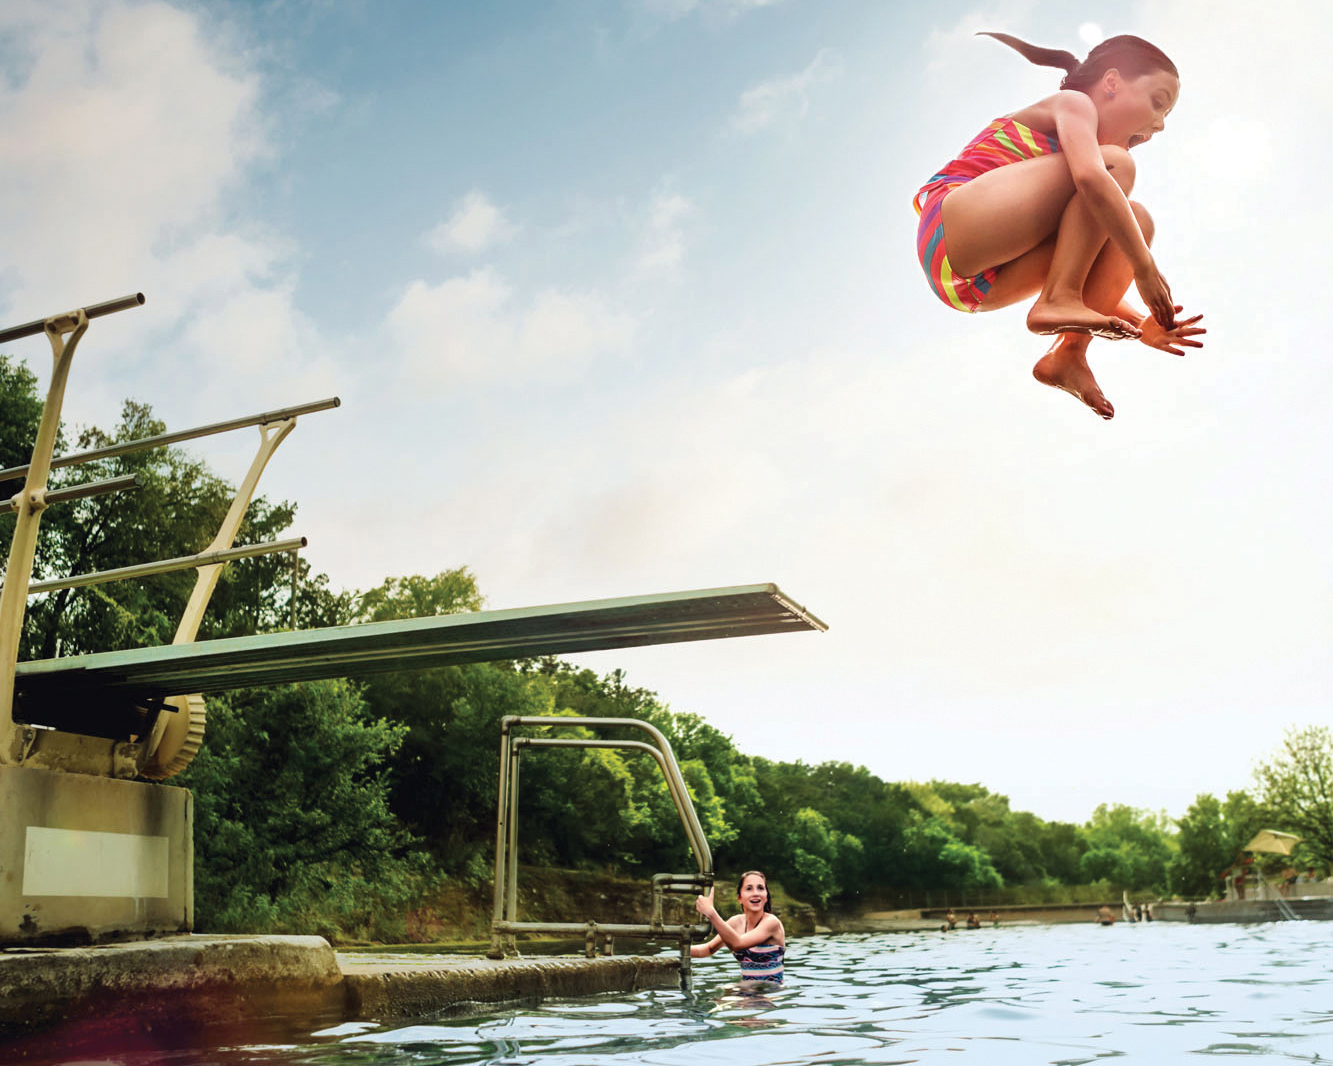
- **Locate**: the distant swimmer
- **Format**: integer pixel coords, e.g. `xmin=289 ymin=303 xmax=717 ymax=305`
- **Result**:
xmin=913 ymin=32 xmax=1205 ymax=419
xmin=693 ymin=870 xmax=786 ymax=984
xmin=1097 ymin=905 xmax=1117 ymax=926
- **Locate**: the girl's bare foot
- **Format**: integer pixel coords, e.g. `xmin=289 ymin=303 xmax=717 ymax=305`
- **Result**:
xmin=1027 ymin=297 xmax=1141 ymax=340
xmin=1032 ymin=343 xmax=1114 ymax=420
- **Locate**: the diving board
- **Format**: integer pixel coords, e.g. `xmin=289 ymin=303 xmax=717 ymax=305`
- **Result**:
xmin=14 ymin=584 xmax=825 ymax=713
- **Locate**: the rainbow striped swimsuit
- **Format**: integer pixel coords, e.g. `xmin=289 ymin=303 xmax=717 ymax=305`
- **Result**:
xmin=733 ymin=942 xmax=784 ymax=983
xmin=913 ymin=118 xmax=1061 ymax=312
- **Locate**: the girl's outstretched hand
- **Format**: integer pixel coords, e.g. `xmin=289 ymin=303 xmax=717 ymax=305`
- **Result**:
xmin=1134 ymin=263 xmax=1176 ymax=330
xmin=1139 ymin=306 xmax=1205 ymax=356
xmin=696 ymin=887 xmax=716 ymax=917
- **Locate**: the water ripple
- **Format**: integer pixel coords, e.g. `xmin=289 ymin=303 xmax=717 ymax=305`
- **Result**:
xmin=211 ymin=921 xmax=1333 ymax=1065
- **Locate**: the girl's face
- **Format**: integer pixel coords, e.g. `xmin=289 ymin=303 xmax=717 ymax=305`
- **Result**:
xmin=1100 ymin=68 xmax=1180 ymax=149
xmin=739 ymin=875 xmax=769 ymax=913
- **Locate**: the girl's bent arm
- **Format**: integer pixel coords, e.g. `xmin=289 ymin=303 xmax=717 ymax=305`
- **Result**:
xmin=691 ymin=934 xmax=723 ymax=958
xmin=1050 ymin=92 xmax=1174 ymax=325
xmin=702 ymin=910 xmax=783 ymax=951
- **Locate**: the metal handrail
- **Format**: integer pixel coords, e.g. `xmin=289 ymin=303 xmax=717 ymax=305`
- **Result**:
xmin=5 ymin=474 xmax=143 ymax=512
xmin=0 ymin=293 xmax=144 ymax=344
xmin=1257 ymin=871 xmax=1302 ymax=920
xmin=515 ymin=737 xmax=711 ymax=874
xmin=488 ymin=715 xmax=714 ymax=989
xmin=0 ymin=397 xmax=341 ymax=482
xmin=505 ymin=715 xmax=711 ymax=872
xmin=14 ymin=536 xmax=307 ymax=595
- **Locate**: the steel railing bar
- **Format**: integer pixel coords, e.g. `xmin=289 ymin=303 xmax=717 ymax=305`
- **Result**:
xmin=5 ymin=474 xmax=143 ymax=514
xmin=0 ymin=397 xmax=340 ymax=482
xmin=0 ymin=293 xmax=144 ymax=345
xmin=13 ymin=536 xmax=306 ymax=595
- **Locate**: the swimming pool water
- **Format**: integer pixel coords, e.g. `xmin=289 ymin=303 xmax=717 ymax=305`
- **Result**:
xmin=220 ymin=922 xmax=1333 ymax=1064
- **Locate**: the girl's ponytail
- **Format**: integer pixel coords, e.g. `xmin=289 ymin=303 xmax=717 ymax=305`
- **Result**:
xmin=977 ymin=31 xmax=1078 ymax=79
xmin=979 ymin=31 xmax=1178 ymax=95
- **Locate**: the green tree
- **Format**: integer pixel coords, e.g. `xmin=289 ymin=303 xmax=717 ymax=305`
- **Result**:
xmin=1027 ymin=816 xmax=1087 ymax=885
xmin=355 ymin=569 xmax=483 ymax=622
xmin=899 ymin=812 xmax=1003 ymax=890
xmin=0 ymin=355 xmax=50 ymax=495
xmin=360 ymin=660 xmax=551 ymax=874
xmin=1253 ymin=725 xmax=1333 ymax=871
xmin=179 ymin=680 xmax=431 ymax=940
xmin=1079 ymin=804 xmax=1174 ymax=890
xmin=773 ymin=806 xmax=864 ymax=907
xmin=929 ymin=782 xmax=1042 ymax=884
xmin=1168 ymin=791 xmax=1263 ymax=898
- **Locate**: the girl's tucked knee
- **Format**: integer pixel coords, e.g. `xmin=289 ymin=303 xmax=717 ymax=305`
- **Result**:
xmin=1131 ymin=201 xmax=1155 ymax=245
xmin=1099 ymin=145 xmax=1136 ymax=192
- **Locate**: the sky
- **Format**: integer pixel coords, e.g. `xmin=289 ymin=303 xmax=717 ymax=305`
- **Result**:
xmin=1 ymin=0 xmax=1329 ymax=827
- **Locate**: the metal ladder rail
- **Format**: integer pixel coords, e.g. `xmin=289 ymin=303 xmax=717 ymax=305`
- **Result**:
xmin=1259 ymin=871 xmax=1301 ymax=921
xmin=488 ymin=715 xmax=714 ymax=989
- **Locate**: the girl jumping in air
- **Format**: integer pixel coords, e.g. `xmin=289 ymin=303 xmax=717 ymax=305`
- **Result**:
xmin=913 ymin=32 xmax=1205 ymax=419
xmin=693 ymin=870 xmax=786 ymax=984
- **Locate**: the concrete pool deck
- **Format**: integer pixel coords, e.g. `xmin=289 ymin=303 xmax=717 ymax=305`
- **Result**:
xmin=339 ymin=948 xmax=680 ymax=1019
xmin=0 ymin=934 xmax=681 ymax=1057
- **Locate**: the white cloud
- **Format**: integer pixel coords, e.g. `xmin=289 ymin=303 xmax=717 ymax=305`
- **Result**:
xmin=179 ymin=282 xmax=337 ymax=390
xmin=635 ymin=192 xmax=693 ymax=279
xmin=0 ymin=0 xmax=328 ymax=424
xmin=731 ymin=48 xmax=844 ymax=134
xmin=0 ymin=2 xmax=265 ymax=308
xmin=386 ymin=269 xmax=635 ymax=386
xmin=423 ymin=191 xmax=517 ymax=255
xmin=921 ymin=3 xmax=1049 ymax=102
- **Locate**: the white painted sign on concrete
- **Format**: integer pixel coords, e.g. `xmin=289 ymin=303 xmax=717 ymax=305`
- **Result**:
xmin=22 ymin=826 xmax=170 ymax=898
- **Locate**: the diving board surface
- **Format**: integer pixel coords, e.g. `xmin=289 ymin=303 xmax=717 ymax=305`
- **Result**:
xmin=13 ymin=584 xmax=824 ymax=709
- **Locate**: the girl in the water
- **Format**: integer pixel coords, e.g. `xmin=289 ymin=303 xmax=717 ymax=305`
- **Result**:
xmin=693 ymin=870 xmax=786 ymax=984
xmin=914 ymin=32 xmax=1205 ymax=419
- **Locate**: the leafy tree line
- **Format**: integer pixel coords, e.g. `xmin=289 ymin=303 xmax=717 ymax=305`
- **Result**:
xmin=6 ymin=355 xmax=1332 ymax=937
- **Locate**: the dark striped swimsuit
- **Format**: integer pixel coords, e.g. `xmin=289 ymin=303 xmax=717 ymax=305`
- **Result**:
xmin=733 ymin=941 xmax=784 ymax=983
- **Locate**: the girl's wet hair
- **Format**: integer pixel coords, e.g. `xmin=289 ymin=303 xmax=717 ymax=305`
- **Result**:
xmin=737 ymin=870 xmax=774 ymax=913
xmin=979 ymin=32 xmax=1178 ymax=94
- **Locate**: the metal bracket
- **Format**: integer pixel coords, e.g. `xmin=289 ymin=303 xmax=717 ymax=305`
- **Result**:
xmin=112 ymin=742 xmax=141 ymax=780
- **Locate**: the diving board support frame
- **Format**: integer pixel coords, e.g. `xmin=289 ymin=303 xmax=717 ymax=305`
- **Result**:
xmin=488 ymin=715 xmax=714 ymax=990
xmin=141 ymin=414 xmax=301 ymax=780
xmin=2 ymin=361 xmax=325 ymax=778
xmin=1 ymin=294 xmax=145 ymax=767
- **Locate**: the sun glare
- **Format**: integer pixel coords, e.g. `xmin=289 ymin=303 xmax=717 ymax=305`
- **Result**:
xmin=1078 ymin=22 xmax=1103 ymax=45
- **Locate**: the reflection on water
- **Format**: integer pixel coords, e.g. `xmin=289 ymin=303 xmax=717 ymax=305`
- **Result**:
xmin=174 ymin=923 xmax=1333 ymax=1064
